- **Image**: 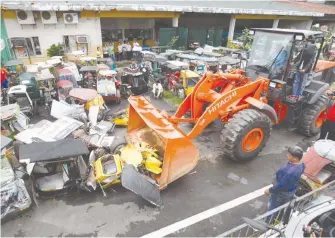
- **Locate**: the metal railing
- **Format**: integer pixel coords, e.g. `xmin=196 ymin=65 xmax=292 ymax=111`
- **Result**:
xmin=218 ymin=180 xmax=335 ymax=237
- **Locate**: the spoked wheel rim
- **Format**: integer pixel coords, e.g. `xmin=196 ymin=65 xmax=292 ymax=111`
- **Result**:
xmin=315 ymin=109 xmax=327 ymax=128
xmin=242 ymin=128 xmax=264 ymax=152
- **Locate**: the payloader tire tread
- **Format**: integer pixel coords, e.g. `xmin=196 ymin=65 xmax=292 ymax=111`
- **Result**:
xmin=299 ymin=96 xmax=328 ymax=136
xmin=220 ymin=109 xmax=272 ymax=162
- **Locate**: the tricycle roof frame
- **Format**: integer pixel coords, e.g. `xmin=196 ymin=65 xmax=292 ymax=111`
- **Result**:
xmin=97 ymin=58 xmax=109 ymax=63
xmin=4 ymin=59 xmax=24 ymax=67
xmin=57 ymin=80 xmax=73 ymax=87
xmin=181 ymin=70 xmax=200 ymax=78
xmin=19 ymin=138 xmax=89 ymax=163
xmin=79 ymin=56 xmax=97 ymax=61
xmin=98 ymin=69 xmax=117 ymax=76
xmin=69 ymin=88 xmax=97 ymax=101
xmin=219 ymin=56 xmax=241 ymax=65
xmin=251 ymin=28 xmax=324 ymax=40
xmin=176 ymin=54 xmax=218 ymax=63
xmin=8 ymin=85 xmax=28 ymax=95
xmin=79 ymin=66 xmax=98 ymax=72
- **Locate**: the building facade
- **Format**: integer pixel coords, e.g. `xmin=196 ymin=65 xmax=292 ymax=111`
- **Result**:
xmin=1 ymin=1 xmax=334 ymax=64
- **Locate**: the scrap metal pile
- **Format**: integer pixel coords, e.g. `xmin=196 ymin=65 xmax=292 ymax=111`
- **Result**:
xmin=0 ymin=46 xmax=245 ymax=219
xmin=0 ymin=56 xmax=135 ymax=220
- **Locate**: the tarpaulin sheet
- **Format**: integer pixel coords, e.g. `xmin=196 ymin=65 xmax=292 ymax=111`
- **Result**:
xmin=14 ymin=117 xmax=83 ymax=144
xmin=35 ymin=116 xmax=83 ymax=142
xmin=19 ymin=138 xmax=89 ymax=163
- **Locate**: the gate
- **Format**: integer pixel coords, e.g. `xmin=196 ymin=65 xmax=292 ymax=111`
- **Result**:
xmin=218 ymin=180 xmax=335 ymax=237
xmin=158 ymin=28 xmax=177 ymax=47
xmin=188 ymin=28 xmax=207 ymax=46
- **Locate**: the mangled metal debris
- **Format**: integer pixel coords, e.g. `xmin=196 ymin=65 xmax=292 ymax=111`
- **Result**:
xmin=1 ymin=152 xmax=31 ymax=219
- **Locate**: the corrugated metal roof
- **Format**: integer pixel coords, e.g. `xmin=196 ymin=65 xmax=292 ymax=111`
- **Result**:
xmin=282 ymin=1 xmax=335 ymax=15
xmin=1 ymin=0 xmax=325 ymax=17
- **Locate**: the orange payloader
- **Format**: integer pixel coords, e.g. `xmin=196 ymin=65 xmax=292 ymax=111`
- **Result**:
xmin=120 ymin=70 xmax=277 ymax=205
xmin=119 ymin=28 xmax=335 ymax=206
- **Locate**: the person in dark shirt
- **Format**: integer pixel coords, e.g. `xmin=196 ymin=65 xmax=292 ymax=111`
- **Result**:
xmin=290 ymin=37 xmax=317 ymax=100
xmin=265 ymin=146 xmax=305 ymax=223
xmin=319 ymin=89 xmax=335 ymax=141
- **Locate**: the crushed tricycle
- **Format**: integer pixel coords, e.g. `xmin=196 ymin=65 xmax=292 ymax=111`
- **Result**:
xmin=18 ymin=138 xmax=90 ymax=199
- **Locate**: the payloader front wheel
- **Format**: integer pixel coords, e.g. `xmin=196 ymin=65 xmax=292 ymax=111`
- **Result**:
xmin=221 ymin=109 xmax=272 ymax=162
xmin=299 ymin=96 xmax=329 ymax=136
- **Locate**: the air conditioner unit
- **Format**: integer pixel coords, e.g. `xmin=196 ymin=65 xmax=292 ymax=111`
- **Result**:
xmin=76 ymin=36 xmax=88 ymax=44
xmin=63 ymin=13 xmax=79 ymax=24
xmin=41 ymin=11 xmax=57 ymax=24
xmin=16 ymin=10 xmax=35 ymax=24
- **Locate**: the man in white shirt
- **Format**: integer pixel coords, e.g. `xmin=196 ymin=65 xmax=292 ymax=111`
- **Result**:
xmin=126 ymin=42 xmax=132 ymax=60
xmin=117 ymin=41 xmax=123 ymax=61
xmin=152 ymin=79 xmax=163 ymax=99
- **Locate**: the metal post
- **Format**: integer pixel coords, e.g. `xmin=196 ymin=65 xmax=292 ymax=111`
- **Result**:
xmin=273 ymin=19 xmax=279 ymax=28
xmin=172 ymin=17 xmax=178 ymax=27
xmin=228 ymin=15 xmax=236 ymax=41
xmin=306 ymin=19 xmax=313 ymax=30
xmin=122 ymin=29 xmax=125 ymax=41
xmin=24 ymin=38 xmax=32 ymax=64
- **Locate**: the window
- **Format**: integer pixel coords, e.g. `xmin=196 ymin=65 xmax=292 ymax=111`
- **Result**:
xmin=101 ymin=30 xmax=122 ymax=42
xmin=63 ymin=35 xmax=89 ymax=53
xmin=32 ymin=37 xmax=41 ymax=55
xmin=124 ymin=29 xmax=153 ymax=41
xmin=10 ymin=37 xmax=42 ymax=58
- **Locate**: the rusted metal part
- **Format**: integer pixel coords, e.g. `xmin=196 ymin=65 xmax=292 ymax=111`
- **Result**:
xmin=1 ymin=1 xmax=324 ymax=17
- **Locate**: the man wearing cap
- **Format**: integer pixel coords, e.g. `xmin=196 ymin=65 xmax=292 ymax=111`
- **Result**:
xmin=264 ymin=146 xmax=305 ymax=222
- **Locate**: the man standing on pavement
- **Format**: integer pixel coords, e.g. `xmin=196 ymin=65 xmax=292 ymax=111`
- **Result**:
xmin=126 ymin=41 xmax=132 ymax=60
xmin=117 ymin=41 xmax=123 ymax=61
xmin=264 ymin=146 xmax=305 ymax=222
xmin=108 ymin=42 xmax=115 ymax=62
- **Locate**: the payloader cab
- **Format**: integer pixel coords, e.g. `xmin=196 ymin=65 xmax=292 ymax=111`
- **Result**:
xmin=247 ymin=28 xmax=335 ymax=135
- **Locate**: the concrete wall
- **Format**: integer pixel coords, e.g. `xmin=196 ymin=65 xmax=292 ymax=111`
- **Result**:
xmin=179 ymin=13 xmax=231 ymax=29
xmin=278 ymin=20 xmax=310 ymax=29
xmin=4 ymin=16 xmax=102 ymax=63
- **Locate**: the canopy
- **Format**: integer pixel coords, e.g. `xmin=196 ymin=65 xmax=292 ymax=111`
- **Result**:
xmin=98 ymin=69 xmax=117 ymax=77
xmin=57 ymin=80 xmax=73 ymax=88
xmin=79 ymin=66 xmax=97 ymax=72
xmin=19 ymin=138 xmax=89 ymax=163
xmin=56 ymin=68 xmax=72 ymax=76
xmin=219 ymin=56 xmax=241 ymax=65
xmin=314 ymin=139 xmax=335 ymax=162
xmin=69 ymin=88 xmax=97 ymax=101
xmin=4 ymin=59 xmax=24 ymax=67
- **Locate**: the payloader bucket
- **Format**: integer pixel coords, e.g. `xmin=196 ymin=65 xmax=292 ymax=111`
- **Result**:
xmin=122 ymin=96 xmax=199 ymax=205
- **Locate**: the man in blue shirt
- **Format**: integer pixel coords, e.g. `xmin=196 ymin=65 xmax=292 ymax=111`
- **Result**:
xmin=264 ymin=146 xmax=305 ymax=223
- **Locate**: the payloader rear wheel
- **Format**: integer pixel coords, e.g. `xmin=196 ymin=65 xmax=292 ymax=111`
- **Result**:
xmin=220 ymin=109 xmax=272 ymax=162
xmin=299 ymin=96 xmax=329 ymax=136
